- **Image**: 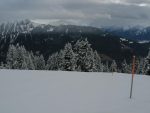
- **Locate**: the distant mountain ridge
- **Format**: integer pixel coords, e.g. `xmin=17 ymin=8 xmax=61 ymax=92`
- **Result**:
xmin=0 ymin=20 xmax=149 ymax=64
xmin=104 ymin=26 xmax=150 ymax=41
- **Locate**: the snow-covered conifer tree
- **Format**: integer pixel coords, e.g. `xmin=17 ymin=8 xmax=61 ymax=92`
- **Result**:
xmin=110 ymin=60 xmax=117 ymax=72
xmin=146 ymin=49 xmax=150 ymax=75
xmin=15 ymin=46 xmax=27 ymax=69
xmin=135 ymin=58 xmax=139 ymax=74
xmin=121 ymin=59 xmax=131 ymax=73
xmin=103 ymin=61 xmax=110 ymax=72
xmin=6 ymin=45 xmax=18 ymax=69
xmin=0 ymin=62 xmax=5 ymax=69
xmin=83 ymin=47 xmax=96 ymax=72
xmin=57 ymin=50 xmax=65 ymax=70
xmin=26 ymin=53 xmax=35 ymax=70
xmin=6 ymin=44 xmax=35 ymax=70
xmin=61 ymin=43 xmax=76 ymax=71
xmin=140 ymin=58 xmax=148 ymax=75
xmin=46 ymin=52 xmax=59 ymax=70
xmin=34 ymin=54 xmax=45 ymax=70
xmin=94 ymin=51 xmax=103 ymax=72
xmin=74 ymin=39 xmax=96 ymax=72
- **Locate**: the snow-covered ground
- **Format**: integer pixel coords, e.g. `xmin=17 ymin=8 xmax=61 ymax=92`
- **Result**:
xmin=0 ymin=70 xmax=150 ymax=113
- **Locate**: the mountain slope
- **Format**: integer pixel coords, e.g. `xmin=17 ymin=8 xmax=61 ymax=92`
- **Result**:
xmin=104 ymin=27 xmax=150 ymax=41
xmin=0 ymin=20 xmax=149 ymax=63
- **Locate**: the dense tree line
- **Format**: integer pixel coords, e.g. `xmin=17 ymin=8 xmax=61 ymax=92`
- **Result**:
xmin=0 ymin=44 xmax=45 ymax=70
xmin=0 ymin=39 xmax=150 ymax=75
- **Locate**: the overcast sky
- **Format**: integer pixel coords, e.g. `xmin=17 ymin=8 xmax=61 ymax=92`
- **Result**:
xmin=0 ymin=0 xmax=150 ymax=27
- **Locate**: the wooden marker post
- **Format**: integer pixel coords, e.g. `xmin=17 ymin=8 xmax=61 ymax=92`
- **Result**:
xmin=130 ymin=56 xmax=136 ymax=99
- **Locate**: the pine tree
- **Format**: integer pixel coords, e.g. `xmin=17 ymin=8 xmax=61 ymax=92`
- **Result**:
xmin=110 ymin=60 xmax=117 ymax=73
xmin=83 ymin=47 xmax=96 ymax=72
xmin=134 ymin=58 xmax=146 ymax=74
xmin=121 ymin=59 xmax=131 ymax=73
xmin=134 ymin=58 xmax=139 ymax=74
xmin=74 ymin=39 xmax=96 ymax=72
xmin=0 ymin=62 xmax=5 ymax=69
xmin=103 ymin=61 xmax=110 ymax=72
xmin=146 ymin=48 xmax=150 ymax=75
xmin=21 ymin=60 xmax=28 ymax=70
xmin=16 ymin=46 xmax=27 ymax=69
xmin=57 ymin=50 xmax=65 ymax=70
xmin=26 ymin=53 xmax=35 ymax=70
xmin=6 ymin=44 xmax=35 ymax=70
xmin=141 ymin=58 xmax=147 ymax=75
xmin=6 ymin=45 xmax=17 ymax=69
xmin=46 ymin=52 xmax=59 ymax=70
xmin=34 ymin=54 xmax=45 ymax=70
xmin=94 ymin=51 xmax=103 ymax=72
xmin=30 ymin=51 xmax=37 ymax=69
xmin=61 ymin=43 xmax=76 ymax=71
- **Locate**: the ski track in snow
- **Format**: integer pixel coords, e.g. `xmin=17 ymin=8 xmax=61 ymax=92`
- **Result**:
xmin=0 ymin=70 xmax=150 ymax=113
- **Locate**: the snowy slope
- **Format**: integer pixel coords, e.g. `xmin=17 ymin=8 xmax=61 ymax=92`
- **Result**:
xmin=0 ymin=70 xmax=150 ymax=113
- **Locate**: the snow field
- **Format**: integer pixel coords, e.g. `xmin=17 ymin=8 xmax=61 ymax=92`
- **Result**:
xmin=0 ymin=70 xmax=150 ymax=113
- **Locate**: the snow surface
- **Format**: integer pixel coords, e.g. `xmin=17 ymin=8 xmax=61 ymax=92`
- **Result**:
xmin=0 ymin=70 xmax=150 ymax=113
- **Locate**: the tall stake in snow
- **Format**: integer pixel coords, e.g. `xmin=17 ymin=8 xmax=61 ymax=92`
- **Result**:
xmin=130 ymin=56 xmax=136 ymax=99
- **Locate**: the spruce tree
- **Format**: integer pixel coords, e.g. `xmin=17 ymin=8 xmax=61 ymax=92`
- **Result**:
xmin=6 ymin=45 xmax=17 ymax=69
xmin=110 ymin=60 xmax=117 ymax=73
xmin=146 ymin=49 xmax=150 ymax=75
xmin=34 ymin=54 xmax=45 ymax=70
xmin=94 ymin=51 xmax=103 ymax=72
xmin=47 ymin=52 xmax=59 ymax=70
xmin=26 ymin=53 xmax=35 ymax=70
xmin=61 ymin=43 xmax=76 ymax=71
xmin=74 ymin=39 xmax=96 ymax=72
xmin=0 ymin=62 xmax=5 ymax=69
xmin=103 ymin=61 xmax=110 ymax=72
xmin=6 ymin=44 xmax=35 ymax=70
xmin=16 ymin=46 xmax=27 ymax=69
xmin=7 ymin=45 xmax=14 ymax=69
xmin=121 ymin=59 xmax=131 ymax=73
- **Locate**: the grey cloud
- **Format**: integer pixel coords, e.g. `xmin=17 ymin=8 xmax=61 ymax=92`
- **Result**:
xmin=0 ymin=0 xmax=150 ymax=27
xmin=125 ymin=0 xmax=150 ymax=4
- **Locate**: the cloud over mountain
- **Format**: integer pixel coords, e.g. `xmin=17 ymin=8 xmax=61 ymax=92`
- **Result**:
xmin=0 ymin=0 xmax=150 ymax=27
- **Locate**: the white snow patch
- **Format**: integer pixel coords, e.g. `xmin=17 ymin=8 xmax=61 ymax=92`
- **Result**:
xmin=129 ymin=41 xmax=133 ymax=44
xmin=120 ymin=38 xmax=128 ymax=42
xmin=47 ymin=28 xmax=54 ymax=32
xmin=138 ymin=40 xmax=150 ymax=44
xmin=0 ymin=70 xmax=150 ymax=113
